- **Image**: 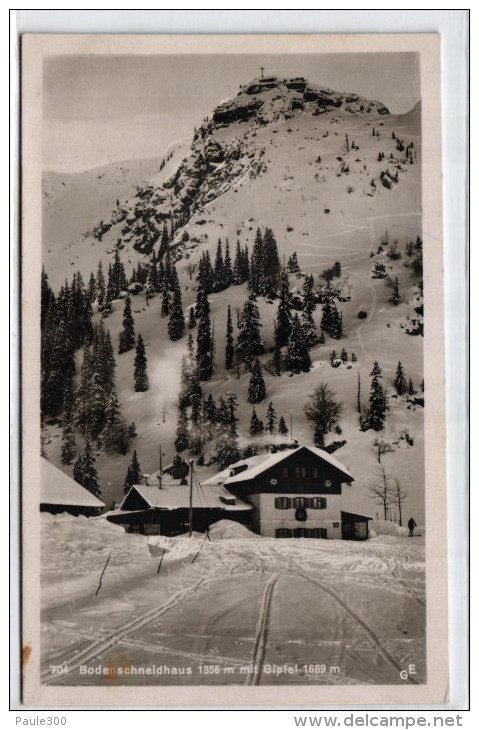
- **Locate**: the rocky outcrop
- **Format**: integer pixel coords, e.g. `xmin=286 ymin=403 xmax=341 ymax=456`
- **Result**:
xmin=89 ymin=74 xmax=390 ymax=258
xmin=213 ymin=99 xmax=262 ymax=126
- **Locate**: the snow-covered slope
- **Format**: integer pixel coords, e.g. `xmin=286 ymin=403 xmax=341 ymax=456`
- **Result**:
xmin=42 ymin=75 xmax=424 ymax=522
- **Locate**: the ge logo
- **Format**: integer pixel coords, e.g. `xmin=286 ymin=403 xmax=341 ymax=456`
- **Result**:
xmin=399 ymin=664 xmax=416 ymax=680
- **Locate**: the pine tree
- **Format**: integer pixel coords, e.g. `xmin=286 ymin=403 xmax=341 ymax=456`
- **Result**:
xmin=408 ymin=378 xmax=415 ymax=396
xmin=394 ymin=361 xmax=408 ymax=395
xmin=102 ymin=286 xmax=113 ymax=318
xmin=241 ymin=244 xmax=250 ymax=282
xmin=287 ymin=252 xmax=300 ymax=274
xmin=161 ymin=288 xmax=169 ymax=318
xmin=225 ymin=306 xmax=235 ymax=370
xmin=233 ymin=240 xmax=244 ymax=285
xmin=262 ymin=227 xmax=281 ymax=296
xmin=87 ymin=271 xmax=97 ymax=303
xmin=124 ymin=450 xmax=142 ymax=493
xmin=175 ymin=402 xmax=190 ymax=452
xmin=249 ymin=407 xmax=264 ymax=436
xmin=389 ymin=277 xmax=401 ymax=305
xmin=196 ymin=302 xmax=213 ymax=381
xmin=134 ymin=334 xmax=149 ymax=391
xmin=118 ymin=295 xmax=136 ymax=353
xmin=197 ymin=251 xmax=214 ymax=294
xmin=237 ymin=294 xmax=263 ymax=371
xmin=168 ymin=285 xmax=185 ymax=341
xmin=249 ymin=228 xmax=264 ymax=295
xmin=204 ymin=394 xmax=217 ymax=426
xmin=60 ymin=385 xmax=76 ymax=465
xmin=213 ymin=238 xmax=225 ymax=292
xmin=215 ymin=428 xmax=240 ymax=470
xmin=321 ymin=299 xmax=343 ymax=339
xmin=278 ymin=416 xmax=289 ymax=436
xmin=188 ymin=307 xmax=196 ymax=329
xmin=248 ymin=359 xmax=266 ymax=404
xmin=101 ymin=390 xmax=129 ymax=455
xmin=96 ymin=260 xmax=106 ymax=307
xmin=266 ymin=402 xmax=277 ymax=434
xmin=223 ymin=239 xmax=233 ymax=288
xmin=74 ymin=440 xmax=101 ymax=497
xmin=368 ymin=371 xmax=387 ymax=431
xmin=284 ymin=315 xmax=311 ymax=373
xmin=275 ymin=271 xmax=292 ymax=348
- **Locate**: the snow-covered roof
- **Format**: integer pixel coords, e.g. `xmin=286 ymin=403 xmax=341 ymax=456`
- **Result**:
xmin=341 ymin=509 xmax=373 ymax=520
xmin=204 ymin=446 xmax=354 ymax=487
xmin=41 ymin=459 xmax=105 ymax=509
xmin=121 ymin=483 xmax=252 ymax=512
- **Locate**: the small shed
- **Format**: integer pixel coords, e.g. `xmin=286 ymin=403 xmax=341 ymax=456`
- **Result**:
xmin=40 ymin=459 xmax=105 ymax=516
xmin=340 ymin=510 xmax=373 ymax=541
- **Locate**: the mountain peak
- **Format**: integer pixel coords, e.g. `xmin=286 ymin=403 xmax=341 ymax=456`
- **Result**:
xmin=212 ymin=75 xmax=389 ymax=128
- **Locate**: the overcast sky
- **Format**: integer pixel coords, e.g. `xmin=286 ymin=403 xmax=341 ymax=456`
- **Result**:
xmin=43 ymin=53 xmax=420 ymax=173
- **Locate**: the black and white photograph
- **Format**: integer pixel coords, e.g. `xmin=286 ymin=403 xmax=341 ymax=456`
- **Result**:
xmin=20 ymin=33 xmax=450 ymax=706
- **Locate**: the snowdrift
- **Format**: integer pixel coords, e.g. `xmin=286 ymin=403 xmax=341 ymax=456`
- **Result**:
xmin=208 ymin=519 xmax=259 ymax=540
xmin=41 ymin=513 xmax=154 ymax=611
xmin=146 ymin=533 xmax=204 ymax=562
xmin=370 ymin=519 xmax=409 ymax=538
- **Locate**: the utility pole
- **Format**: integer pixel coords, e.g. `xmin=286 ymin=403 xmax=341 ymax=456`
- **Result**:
xmin=260 ymin=65 xmax=265 ymax=78
xmin=158 ymin=444 xmax=163 ymax=489
xmin=189 ymin=460 xmax=194 ymax=537
xmin=290 ymin=413 xmax=293 ymax=444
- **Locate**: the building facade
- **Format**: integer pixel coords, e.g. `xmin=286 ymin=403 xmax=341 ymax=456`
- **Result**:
xmin=205 ymin=445 xmax=371 ymax=540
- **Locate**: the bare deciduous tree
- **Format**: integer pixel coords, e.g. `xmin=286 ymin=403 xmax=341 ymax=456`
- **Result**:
xmin=390 ymin=476 xmax=407 ymax=526
xmin=371 ymin=437 xmax=394 ymax=463
xmin=368 ymin=463 xmax=393 ymax=520
xmin=304 ymin=382 xmax=343 ymax=446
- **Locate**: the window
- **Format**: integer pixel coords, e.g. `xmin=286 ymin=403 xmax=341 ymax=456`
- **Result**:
xmin=310 ymin=497 xmax=327 ymax=509
xmin=301 ymin=466 xmax=307 ymax=478
xmin=293 ymin=497 xmax=305 ymax=508
xmin=282 ymin=466 xmax=289 ymax=479
xmin=295 ymin=466 xmax=301 ymax=479
xmin=275 ymin=528 xmax=292 ymax=538
xmin=313 ymin=467 xmax=319 ymax=479
xmin=291 ymin=528 xmax=328 ymax=539
xmin=275 ymin=497 xmax=291 ymax=509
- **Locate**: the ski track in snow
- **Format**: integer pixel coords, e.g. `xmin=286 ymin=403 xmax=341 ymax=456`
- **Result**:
xmin=291 ymin=569 xmax=419 ymax=685
xmin=244 ymin=570 xmax=285 ymax=686
xmin=367 ymin=544 xmax=425 ymax=607
xmin=41 ymin=576 xmax=211 ymax=684
xmin=41 ymin=537 xmax=425 ymax=686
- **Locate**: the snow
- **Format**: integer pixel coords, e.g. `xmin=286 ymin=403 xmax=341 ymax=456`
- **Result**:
xmin=41 ymin=458 xmax=105 ymax=509
xmin=120 ymin=483 xmax=252 ymax=512
xmin=370 ymin=519 xmax=409 ymax=538
xmin=40 ymin=512 xmax=426 ymax=686
xmin=208 ymin=519 xmax=259 ymax=540
xmin=203 ymin=445 xmax=353 ymax=488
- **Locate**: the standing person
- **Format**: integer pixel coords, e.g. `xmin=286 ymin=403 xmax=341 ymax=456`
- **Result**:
xmin=408 ymin=517 xmax=417 ymax=537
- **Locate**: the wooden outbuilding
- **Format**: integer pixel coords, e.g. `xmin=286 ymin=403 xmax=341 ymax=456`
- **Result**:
xmin=40 ymin=459 xmax=105 ymax=516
